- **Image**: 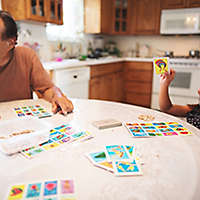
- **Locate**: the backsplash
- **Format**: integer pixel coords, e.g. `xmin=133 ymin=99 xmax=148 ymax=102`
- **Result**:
xmin=104 ymin=35 xmax=200 ymax=58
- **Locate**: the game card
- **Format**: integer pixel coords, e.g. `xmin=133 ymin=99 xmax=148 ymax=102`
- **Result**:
xmin=61 ymin=180 xmax=74 ymax=194
xmin=105 ymin=145 xmax=132 ymax=162
xmin=7 ymin=185 xmax=25 ymax=200
xmin=125 ymin=121 xmax=192 ymax=137
xmin=14 ymin=105 xmax=52 ymax=119
xmin=112 ymin=159 xmax=143 ymax=176
xmin=21 ymin=124 xmax=94 ymax=159
xmin=86 ymin=151 xmax=114 ymax=172
xmin=153 ymin=57 xmax=169 ymax=75
xmin=26 ymin=183 xmax=42 ymax=198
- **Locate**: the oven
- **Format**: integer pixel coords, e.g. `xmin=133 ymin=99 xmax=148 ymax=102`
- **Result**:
xmin=151 ymin=59 xmax=200 ymax=110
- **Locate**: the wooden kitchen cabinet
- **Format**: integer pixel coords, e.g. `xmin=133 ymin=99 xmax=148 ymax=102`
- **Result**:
xmin=2 ymin=0 xmax=63 ymax=24
xmin=89 ymin=62 xmax=124 ymax=102
xmin=130 ymin=0 xmax=161 ymax=35
xmin=84 ymin=0 xmax=132 ymax=34
xmin=123 ymin=61 xmax=153 ymax=108
xmin=161 ymin=0 xmax=200 ymax=9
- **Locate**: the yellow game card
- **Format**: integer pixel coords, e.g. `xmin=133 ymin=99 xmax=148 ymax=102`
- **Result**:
xmin=153 ymin=57 xmax=169 ymax=75
xmin=8 ymin=185 xmax=25 ymax=200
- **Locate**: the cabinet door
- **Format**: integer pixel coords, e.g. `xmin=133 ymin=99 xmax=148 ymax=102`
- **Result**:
xmin=124 ymin=62 xmax=153 ymax=108
xmin=26 ymin=0 xmax=48 ymax=22
xmin=110 ymin=0 xmax=132 ymax=34
xmin=89 ymin=63 xmax=123 ymax=101
xmin=131 ymin=0 xmax=161 ymax=35
xmin=161 ymin=0 xmax=186 ymax=9
xmin=47 ymin=0 xmax=63 ymax=24
xmin=84 ymin=0 xmax=131 ymax=34
xmin=187 ymin=0 xmax=200 ymax=7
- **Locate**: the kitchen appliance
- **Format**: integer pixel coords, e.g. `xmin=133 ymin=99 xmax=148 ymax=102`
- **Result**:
xmin=189 ymin=50 xmax=200 ymax=58
xmin=151 ymin=59 xmax=200 ymax=110
xmin=160 ymin=8 xmax=200 ymax=34
xmin=53 ymin=66 xmax=90 ymax=99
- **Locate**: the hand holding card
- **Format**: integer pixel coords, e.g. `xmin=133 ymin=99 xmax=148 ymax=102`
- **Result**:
xmin=153 ymin=57 xmax=169 ymax=75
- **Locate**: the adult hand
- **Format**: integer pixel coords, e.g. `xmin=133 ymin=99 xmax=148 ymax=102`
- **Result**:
xmin=160 ymin=68 xmax=175 ymax=87
xmin=52 ymin=94 xmax=74 ymax=115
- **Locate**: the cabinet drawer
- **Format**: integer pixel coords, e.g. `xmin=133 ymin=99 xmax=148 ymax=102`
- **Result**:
xmin=124 ymin=82 xmax=152 ymax=93
xmin=124 ymin=70 xmax=152 ymax=82
xmin=124 ymin=62 xmax=153 ymax=71
xmin=125 ymin=93 xmax=151 ymax=107
xmin=90 ymin=63 xmax=122 ymax=78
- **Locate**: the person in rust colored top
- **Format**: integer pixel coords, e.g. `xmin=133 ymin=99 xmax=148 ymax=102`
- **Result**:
xmin=0 ymin=10 xmax=73 ymax=115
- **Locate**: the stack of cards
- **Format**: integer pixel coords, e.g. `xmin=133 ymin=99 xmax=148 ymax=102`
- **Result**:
xmin=14 ymin=105 xmax=52 ymax=118
xmin=86 ymin=145 xmax=142 ymax=176
xmin=21 ymin=124 xmax=93 ymax=159
xmin=125 ymin=122 xmax=192 ymax=137
xmin=6 ymin=179 xmax=75 ymax=200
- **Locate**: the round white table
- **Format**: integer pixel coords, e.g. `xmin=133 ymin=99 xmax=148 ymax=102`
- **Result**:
xmin=0 ymin=98 xmax=200 ymax=200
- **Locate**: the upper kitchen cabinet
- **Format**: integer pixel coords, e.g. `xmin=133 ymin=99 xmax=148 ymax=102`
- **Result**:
xmin=161 ymin=0 xmax=200 ymax=9
xmin=84 ymin=0 xmax=132 ymax=34
xmin=2 ymin=0 xmax=63 ymax=24
xmin=130 ymin=0 xmax=161 ymax=35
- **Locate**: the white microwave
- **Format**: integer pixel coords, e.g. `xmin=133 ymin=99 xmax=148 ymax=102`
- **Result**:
xmin=160 ymin=8 xmax=200 ymax=35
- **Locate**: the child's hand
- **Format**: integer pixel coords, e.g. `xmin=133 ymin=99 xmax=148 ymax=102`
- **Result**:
xmin=160 ymin=68 xmax=175 ymax=87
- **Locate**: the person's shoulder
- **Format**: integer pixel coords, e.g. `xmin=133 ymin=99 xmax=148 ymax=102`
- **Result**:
xmin=15 ymin=46 xmax=36 ymax=55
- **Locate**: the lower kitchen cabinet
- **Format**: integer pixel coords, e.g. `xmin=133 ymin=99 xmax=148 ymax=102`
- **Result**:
xmin=123 ymin=61 xmax=153 ymax=108
xmin=89 ymin=63 xmax=124 ymax=102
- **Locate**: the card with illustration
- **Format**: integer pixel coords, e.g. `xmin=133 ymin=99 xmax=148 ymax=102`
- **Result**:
xmin=21 ymin=124 xmax=93 ymax=159
xmin=6 ymin=179 xmax=76 ymax=200
xmin=7 ymin=184 xmax=25 ymax=200
xmin=105 ymin=145 xmax=132 ymax=162
xmin=153 ymin=57 xmax=169 ymax=75
xmin=125 ymin=122 xmax=192 ymax=137
xmin=14 ymin=105 xmax=52 ymax=118
xmin=112 ymin=159 xmax=143 ymax=176
xmin=86 ymin=150 xmax=114 ymax=172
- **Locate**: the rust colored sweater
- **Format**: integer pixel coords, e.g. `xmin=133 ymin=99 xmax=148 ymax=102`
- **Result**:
xmin=0 ymin=46 xmax=54 ymax=102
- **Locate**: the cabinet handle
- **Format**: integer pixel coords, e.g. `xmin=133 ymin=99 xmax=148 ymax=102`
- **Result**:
xmin=73 ymin=75 xmax=78 ymax=79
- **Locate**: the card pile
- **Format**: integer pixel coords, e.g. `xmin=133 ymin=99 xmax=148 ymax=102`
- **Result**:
xmin=14 ymin=105 xmax=52 ymax=118
xmin=7 ymin=179 xmax=75 ymax=200
xmin=86 ymin=145 xmax=142 ymax=176
xmin=21 ymin=124 xmax=93 ymax=159
xmin=125 ymin=122 xmax=192 ymax=137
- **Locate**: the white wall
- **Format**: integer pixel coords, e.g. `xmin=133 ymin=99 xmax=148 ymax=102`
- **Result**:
xmin=17 ymin=22 xmax=51 ymax=61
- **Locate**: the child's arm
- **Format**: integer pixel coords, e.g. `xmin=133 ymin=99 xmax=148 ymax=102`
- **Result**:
xmin=159 ymin=69 xmax=192 ymax=117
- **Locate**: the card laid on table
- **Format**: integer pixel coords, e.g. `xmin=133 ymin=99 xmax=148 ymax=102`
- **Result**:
xmin=153 ymin=57 xmax=169 ymax=75
xmin=13 ymin=105 xmax=52 ymax=119
xmin=105 ymin=145 xmax=134 ymax=162
xmin=125 ymin=122 xmax=192 ymax=137
xmin=112 ymin=159 xmax=143 ymax=176
xmin=6 ymin=179 xmax=76 ymax=200
xmin=86 ymin=150 xmax=114 ymax=172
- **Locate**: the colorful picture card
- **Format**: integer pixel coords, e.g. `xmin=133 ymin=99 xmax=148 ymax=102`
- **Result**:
xmin=86 ymin=151 xmax=114 ymax=172
xmin=21 ymin=124 xmax=93 ymax=159
xmin=105 ymin=145 xmax=135 ymax=162
xmin=125 ymin=122 xmax=192 ymax=137
xmin=153 ymin=57 xmax=169 ymax=75
xmin=112 ymin=159 xmax=143 ymax=176
xmin=86 ymin=145 xmax=142 ymax=176
xmin=7 ymin=179 xmax=75 ymax=200
xmin=14 ymin=105 xmax=52 ymax=119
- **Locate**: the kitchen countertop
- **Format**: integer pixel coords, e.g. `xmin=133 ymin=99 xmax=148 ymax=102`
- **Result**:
xmin=0 ymin=98 xmax=200 ymax=199
xmin=42 ymin=57 xmax=153 ymax=70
